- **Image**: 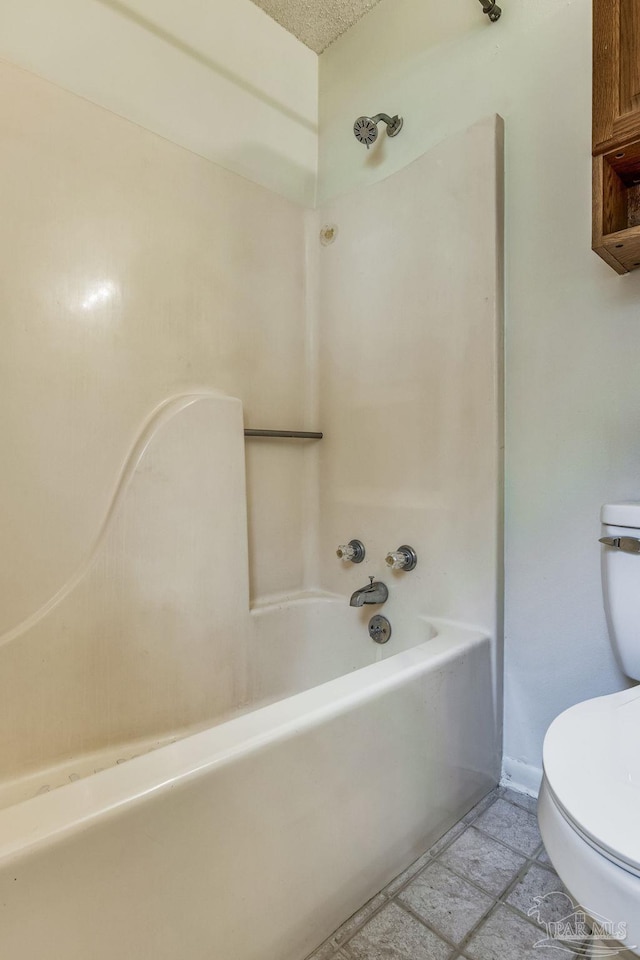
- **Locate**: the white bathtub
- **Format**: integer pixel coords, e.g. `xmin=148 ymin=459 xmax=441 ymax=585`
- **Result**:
xmin=0 ymin=595 xmax=498 ymax=960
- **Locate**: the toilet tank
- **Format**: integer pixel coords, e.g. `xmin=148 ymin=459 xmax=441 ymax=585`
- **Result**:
xmin=601 ymin=501 xmax=640 ymax=681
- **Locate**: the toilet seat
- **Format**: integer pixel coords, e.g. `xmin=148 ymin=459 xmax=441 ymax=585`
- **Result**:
xmin=543 ymin=685 xmax=640 ymax=877
xmin=538 ymin=779 xmax=640 ymax=957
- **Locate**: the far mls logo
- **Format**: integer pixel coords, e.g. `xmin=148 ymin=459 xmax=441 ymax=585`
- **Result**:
xmin=529 ymin=892 xmax=635 ymax=957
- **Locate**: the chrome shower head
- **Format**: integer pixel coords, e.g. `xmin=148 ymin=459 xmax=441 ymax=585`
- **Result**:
xmin=353 ymin=113 xmax=403 ymax=149
xmin=353 ymin=116 xmax=379 ymax=148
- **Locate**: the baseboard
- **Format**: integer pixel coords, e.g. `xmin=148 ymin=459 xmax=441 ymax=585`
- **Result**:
xmin=501 ymin=756 xmax=543 ymax=798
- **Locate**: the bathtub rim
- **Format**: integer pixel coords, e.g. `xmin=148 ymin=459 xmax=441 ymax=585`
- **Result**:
xmin=0 ymin=618 xmax=491 ymax=868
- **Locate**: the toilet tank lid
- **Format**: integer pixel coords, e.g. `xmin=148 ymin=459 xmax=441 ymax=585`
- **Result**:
xmin=601 ymin=501 xmax=640 ymax=527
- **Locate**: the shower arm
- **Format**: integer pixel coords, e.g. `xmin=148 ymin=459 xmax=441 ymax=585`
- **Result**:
xmin=370 ymin=114 xmax=404 ymax=137
xmin=371 ymin=114 xmax=398 ymax=129
xmin=478 ymin=0 xmax=502 ymax=21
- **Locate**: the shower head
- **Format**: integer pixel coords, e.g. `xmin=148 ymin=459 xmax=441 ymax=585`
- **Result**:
xmin=353 ymin=116 xmax=379 ymax=148
xmin=353 ymin=113 xmax=403 ymax=149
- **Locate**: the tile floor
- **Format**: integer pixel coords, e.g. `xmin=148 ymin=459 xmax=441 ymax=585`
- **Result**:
xmin=306 ymin=787 xmax=589 ymax=960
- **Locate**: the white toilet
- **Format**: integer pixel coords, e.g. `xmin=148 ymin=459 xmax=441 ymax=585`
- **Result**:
xmin=539 ymin=501 xmax=640 ymax=958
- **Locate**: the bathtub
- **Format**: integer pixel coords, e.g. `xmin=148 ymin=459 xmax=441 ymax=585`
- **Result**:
xmin=0 ymin=594 xmax=497 ymax=960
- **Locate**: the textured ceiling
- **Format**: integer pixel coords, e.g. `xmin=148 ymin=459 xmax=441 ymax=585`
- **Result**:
xmin=249 ymin=0 xmax=384 ymax=53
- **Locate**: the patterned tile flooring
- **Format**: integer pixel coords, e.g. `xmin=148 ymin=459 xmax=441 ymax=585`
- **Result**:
xmin=306 ymin=787 xmax=589 ymax=960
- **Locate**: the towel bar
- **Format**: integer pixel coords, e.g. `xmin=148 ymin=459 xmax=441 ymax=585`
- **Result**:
xmin=244 ymin=429 xmax=323 ymax=440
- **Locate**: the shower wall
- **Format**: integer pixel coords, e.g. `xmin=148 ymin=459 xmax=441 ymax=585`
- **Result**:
xmin=0 ymin=395 xmax=253 ymax=780
xmin=0 ymin=58 xmax=313 ymax=634
xmin=315 ymin=118 xmax=504 ymax=722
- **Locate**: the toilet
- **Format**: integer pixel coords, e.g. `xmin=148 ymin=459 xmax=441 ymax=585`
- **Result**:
xmin=539 ymin=501 xmax=640 ymax=958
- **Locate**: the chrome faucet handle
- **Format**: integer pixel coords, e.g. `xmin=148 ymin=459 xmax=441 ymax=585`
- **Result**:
xmin=336 ymin=539 xmax=366 ymax=563
xmin=599 ymin=536 xmax=640 ymax=554
xmin=385 ymin=545 xmax=418 ymax=572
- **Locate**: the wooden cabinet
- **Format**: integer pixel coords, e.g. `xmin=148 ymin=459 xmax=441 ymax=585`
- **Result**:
xmin=593 ymin=0 xmax=640 ymax=273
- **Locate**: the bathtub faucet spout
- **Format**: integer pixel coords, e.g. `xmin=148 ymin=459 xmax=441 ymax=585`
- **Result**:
xmin=350 ymin=577 xmax=389 ymax=607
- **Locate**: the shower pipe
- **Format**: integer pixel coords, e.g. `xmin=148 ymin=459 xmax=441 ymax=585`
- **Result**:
xmin=244 ymin=429 xmax=323 ymax=439
xmin=478 ymin=0 xmax=502 ymax=21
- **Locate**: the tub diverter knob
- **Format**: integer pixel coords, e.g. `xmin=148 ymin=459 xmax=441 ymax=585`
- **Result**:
xmin=369 ymin=615 xmax=392 ymax=644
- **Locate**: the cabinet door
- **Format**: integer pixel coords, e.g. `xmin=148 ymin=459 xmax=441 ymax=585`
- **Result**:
xmin=594 ymin=0 xmax=640 ymax=155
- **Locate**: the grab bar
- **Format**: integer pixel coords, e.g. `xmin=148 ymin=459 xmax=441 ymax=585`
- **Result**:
xmin=244 ymin=429 xmax=323 ymax=440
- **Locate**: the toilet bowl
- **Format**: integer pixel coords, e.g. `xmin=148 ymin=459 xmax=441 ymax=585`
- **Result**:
xmin=539 ymin=502 xmax=640 ymax=957
xmin=540 ymin=687 xmax=640 ymax=955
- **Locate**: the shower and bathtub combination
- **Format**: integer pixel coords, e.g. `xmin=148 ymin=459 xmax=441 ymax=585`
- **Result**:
xmin=0 ymin=60 xmax=503 ymax=958
xmin=0 ymin=393 xmax=499 ymax=960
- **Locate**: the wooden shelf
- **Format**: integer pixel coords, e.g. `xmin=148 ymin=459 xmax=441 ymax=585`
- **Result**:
xmin=593 ymin=0 xmax=640 ymax=273
xmin=593 ymin=144 xmax=640 ymax=274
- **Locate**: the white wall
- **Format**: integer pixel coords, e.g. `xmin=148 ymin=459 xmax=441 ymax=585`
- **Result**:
xmin=319 ymin=0 xmax=640 ymax=792
xmin=0 ymin=0 xmax=318 ymax=205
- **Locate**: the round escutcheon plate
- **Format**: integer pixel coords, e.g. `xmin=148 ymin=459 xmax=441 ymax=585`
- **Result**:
xmin=368 ymin=615 xmax=392 ymax=644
